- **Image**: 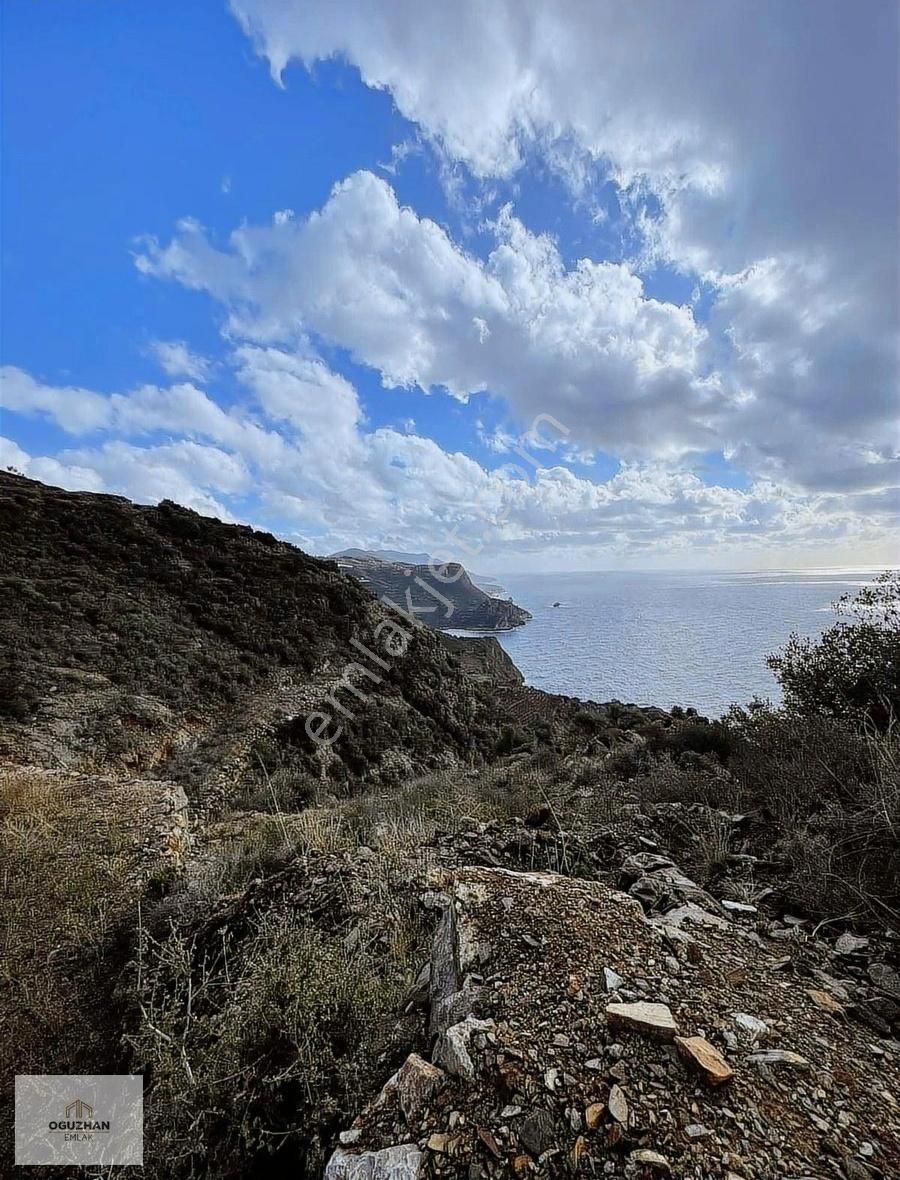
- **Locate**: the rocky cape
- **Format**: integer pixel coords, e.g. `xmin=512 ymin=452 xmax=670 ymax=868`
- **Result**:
xmin=330 ymin=551 xmax=532 ymax=632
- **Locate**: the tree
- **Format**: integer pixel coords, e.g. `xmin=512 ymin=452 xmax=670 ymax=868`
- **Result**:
xmin=768 ymin=571 xmax=900 ymax=729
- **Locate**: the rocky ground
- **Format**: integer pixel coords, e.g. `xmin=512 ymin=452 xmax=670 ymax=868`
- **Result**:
xmin=323 ymin=821 xmax=900 ymax=1179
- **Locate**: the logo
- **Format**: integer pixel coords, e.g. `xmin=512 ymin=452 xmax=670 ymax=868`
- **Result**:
xmin=47 ymin=1097 xmax=111 ymax=1139
xmin=15 ymin=1074 xmax=143 ymax=1166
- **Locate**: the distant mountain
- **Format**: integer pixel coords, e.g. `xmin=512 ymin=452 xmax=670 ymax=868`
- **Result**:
xmin=329 ymin=549 xmax=510 ymax=600
xmin=331 ymin=547 xmax=433 ymax=565
xmin=329 ymin=552 xmax=531 ymax=631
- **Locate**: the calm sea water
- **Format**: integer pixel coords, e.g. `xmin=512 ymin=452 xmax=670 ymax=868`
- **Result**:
xmin=458 ymin=570 xmax=880 ymax=717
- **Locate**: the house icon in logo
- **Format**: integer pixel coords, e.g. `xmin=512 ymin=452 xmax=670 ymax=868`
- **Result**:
xmin=65 ymin=1099 xmax=94 ymax=1120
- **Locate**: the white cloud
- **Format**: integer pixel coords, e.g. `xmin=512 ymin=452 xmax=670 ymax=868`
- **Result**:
xmin=149 ymin=339 xmax=213 ymax=381
xmin=136 ymin=171 xmax=898 ymax=499
xmin=4 ymin=351 xmax=895 ymax=570
xmin=137 ymin=172 xmax=720 ymax=461
xmin=230 ymin=1 xmax=897 ymax=279
xmin=221 ymin=0 xmax=897 ymax=500
xmin=1 ymin=366 xmax=112 ymax=433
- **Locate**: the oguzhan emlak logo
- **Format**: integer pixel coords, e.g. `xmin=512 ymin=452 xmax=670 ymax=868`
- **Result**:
xmin=15 ymin=1074 xmax=143 ymax=1165
xmin=48 ymin=1098 xmax=111 ymax=1139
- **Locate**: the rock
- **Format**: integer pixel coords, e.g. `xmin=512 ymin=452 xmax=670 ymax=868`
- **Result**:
xmin=477 ymin=1128 xmax=502 ymax=1159
xmin=395 ymin=1053 xmax=446 ymax=1124
xmin=835 ymin=932 xmax=870 ymax=955
xmin=685 ymin=1124 xmax=712 ymax=1139
xmin=629 ymin=1149 xmax=671 ymax=1171
xmin=748 ymin=1049 xmax=810 ymax=1070
xmin=519 ymin=1109 xmax=558 ymax=1157
xmin=436 ymin=1016 xmax=494 ymax=1081
xmin=807 ymin=989 xmax=844 ymax=1016
xmin=675 ymin=1035 xmax=734 ymax=1085
xmin=608 ymin=1084 xmax=629 ymax=1125
xmin=869 ymin=962 xmax=900 ymax=999
xmin=607 ymin=1001 xmax=678 ymax=1040
xmin=340 ymin=1130 xmax=362 ymax=1146
xmin=585 ymin=1102 xmax=606 ymax=1130
xmin=501 ymin=1104 xmax=522 ymax=1118
xmin=325 ymin=1144 xmax=425 ymax=1179
xmin=721 ymin=900 xmax=758 ymax=915
xmin=603 ymin=966 xmax=626 ymax=992
xmin=653 ymin=902 xmax=732 ymax=935
xmin=732 ymin=1012 xmax=768 ymax=1041
xmin=426 ymin=1133 xmax=461 ymax=1155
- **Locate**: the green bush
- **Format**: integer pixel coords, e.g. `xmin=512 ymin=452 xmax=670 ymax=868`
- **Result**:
xmin=768 ymin=571 xmax=900 ymax=730
xmin=133 ymin=913 xmax=411 ymax=1178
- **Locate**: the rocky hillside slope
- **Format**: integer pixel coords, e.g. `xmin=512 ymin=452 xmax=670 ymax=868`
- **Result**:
xmin=327 ymin=857 xmax=900 ymax=1178
xmin=0 ymin=474 xmax=526 ymax=795
xmin=331 ymin=552 xmax=532 ymax=631
xmin=2 ymin=473 xmax=896 ymax=1179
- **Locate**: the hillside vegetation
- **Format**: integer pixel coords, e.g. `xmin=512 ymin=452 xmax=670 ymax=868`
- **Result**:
xmin=1 ymin=473 xmax=898 ymax=1178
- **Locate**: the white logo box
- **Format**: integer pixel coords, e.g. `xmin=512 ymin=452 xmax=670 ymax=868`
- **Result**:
xmin=15 ymin=1074 xmax=143 ymax=1166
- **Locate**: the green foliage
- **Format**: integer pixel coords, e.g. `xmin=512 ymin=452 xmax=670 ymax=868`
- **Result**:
xmin=768 ymin=571 xmax=900 ymax=729
xmin=133 ymin=913 xmax=411 ymax=1178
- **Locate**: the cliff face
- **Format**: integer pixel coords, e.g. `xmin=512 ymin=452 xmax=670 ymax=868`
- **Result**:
xmin=331 ymin=554 xmax=532 ymax=631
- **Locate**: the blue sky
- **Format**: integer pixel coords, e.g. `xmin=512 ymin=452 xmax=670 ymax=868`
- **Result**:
xmin=1 ymin=1 xmax=897 ymax=570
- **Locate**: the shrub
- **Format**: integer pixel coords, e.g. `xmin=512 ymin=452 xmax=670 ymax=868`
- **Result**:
xmin=768 ymin=571 xmax=900 ymax=730
xmin=132 ymin=912 xmax=415 ymax=1178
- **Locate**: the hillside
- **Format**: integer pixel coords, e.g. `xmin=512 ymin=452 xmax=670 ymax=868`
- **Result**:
xmin=331 ymin=551 xmax=532 ymax=631
xmin=0 ymin=473 xmax=620 ymax=802
xmin=0 ymin=473 xmax=507 ymax=795
xmin=1 ymin=473 xmax=897 ymax=1179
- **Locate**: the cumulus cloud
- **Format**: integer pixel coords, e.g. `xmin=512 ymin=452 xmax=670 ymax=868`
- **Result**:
xmin=230 ymin=1 xmax=897 ymax=276
xmin=149 ymin=339 xmax=213 ymax=381
xmin=2 ymin=350 xmax=893 ymax=569
xmin=6 ymin=1 xmax=896 ymax=565
xmin=136 ymin=170 xmax=898 ymax=498
xmin=224 ymin=0 xmax=899 ymax=498
xmin=137 ymin=172 xmax=721 ymax=458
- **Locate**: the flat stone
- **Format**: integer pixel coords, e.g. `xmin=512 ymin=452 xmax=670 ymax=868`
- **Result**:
xmin=749 ymin=1049 xmax=810 ymax=1070
xmin=835 ymin=932 xmax=869 ymax=955
xmin=630 ymin=1150 xmax=671 ymax=1172
xmin=733 ymin=1012 xmax=768 ymax=1041
xmin=721 ymin=900 xmax=758 ymax=914
xmin=603 ymin=967 xmax=626 ymax=992
xmin=607 ymin=1001 xmax=678 ymax=1040
xmin=325 ymin=1144 xmax=425 ymax=1179
xmin=426 ymin=1133 xmax=462 ymax=1155
xmin=675 ymin=1035 xmax=734 ymax=1085
xmin=807 ymin=989 xmax=844 ymax=1016
xmin=870 ymin=962 xmax=900 ymax=999
xmin=519 ymin=1109 xmax=558 ymax=1158
xmin=608 ymin=1084 xmax=629 ymax=1125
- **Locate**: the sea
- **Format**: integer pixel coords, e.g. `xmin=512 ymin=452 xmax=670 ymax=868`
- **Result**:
xmin=453 ymin=569 xmax=883 ymax=717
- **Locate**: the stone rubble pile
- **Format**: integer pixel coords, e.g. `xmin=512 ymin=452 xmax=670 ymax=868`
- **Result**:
xmin=325 ymin=845 xmax=899 ymax=1179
